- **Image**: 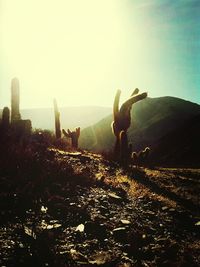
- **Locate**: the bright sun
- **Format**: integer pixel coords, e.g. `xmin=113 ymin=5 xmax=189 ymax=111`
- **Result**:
xmin=1 ymin=0 xmax=125 ymax=108
xmin=1 ymin=1 xmax=198 ymax=108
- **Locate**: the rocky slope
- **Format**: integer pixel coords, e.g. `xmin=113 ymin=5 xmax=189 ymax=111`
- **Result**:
xmin=0 ymin=146 xmax=199 ymax=267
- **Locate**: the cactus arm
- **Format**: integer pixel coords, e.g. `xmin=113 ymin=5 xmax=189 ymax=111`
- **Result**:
xmin=113 ymin=89 xmax=121 ymax=121
xmin=62 ymin=129 xmax=71 ymax=138
xmin=115 ymin=92 xmax=147 ymax=132
xmin=130 ymin=88 xmax=139 ymax=96
xmin=76 ymin=127 xmax=80 ymax=137
xmin=112 ymin=122 xmax=120 ymax=137
xmin=67 ymin=129 xmax=72 ymax=136
xmin=120 ymin=92 xmax=147 ymax=115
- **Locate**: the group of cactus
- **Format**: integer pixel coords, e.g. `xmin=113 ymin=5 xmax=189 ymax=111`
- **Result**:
xmin=0 ymin=77 xmax=80 ymax=148
xmin=1 ymin=77 xmax=147 ymax=157
xmin=53 ymin=98 xmax=80 ymax=149
xmin=112 ymin=88 xmax=148 ymax=165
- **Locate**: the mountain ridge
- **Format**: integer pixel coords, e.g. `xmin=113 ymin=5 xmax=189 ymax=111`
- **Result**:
xmin=79 ymin=96 xmax=200 ymax=166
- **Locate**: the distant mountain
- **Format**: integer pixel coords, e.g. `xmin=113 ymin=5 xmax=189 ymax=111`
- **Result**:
xmin=79 ymin=97 xmax=200 ymax=166
xmin=0 ymin=106 xmax=111 ymax=131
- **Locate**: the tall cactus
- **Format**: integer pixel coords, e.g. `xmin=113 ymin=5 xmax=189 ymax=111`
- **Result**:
xmin=62 ymin=127 xmax=80 ymax=149
xmin=53 ymin=98 xmax=61 ymax=139
xmin=11 ymin=77 xmax=21 ymax=122
xmin=112 ymin=88 xmax=147 ymax=163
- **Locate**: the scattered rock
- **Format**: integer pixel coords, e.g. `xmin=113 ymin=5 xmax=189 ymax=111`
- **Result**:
xmin=108 ymin=192 xmax=121 ymax=199
xmin=75 ymin=224 xmax=85 ymax=232
xmin=41 ymin=206 xmax=48 ymax=213
xmin=40 ymin=220 xmax=62 ymax=230
xmin=169 ymin=208 xmax=175 ymax=212
xmin=120 ymin=220 xmax=131 ymax=225
xmin=112 ymin=227 xmax=127 ymax=242
xmin=108 ymin=192 xmax=122 ymax=203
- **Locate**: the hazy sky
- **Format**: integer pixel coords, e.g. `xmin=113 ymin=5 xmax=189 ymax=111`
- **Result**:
xmin=0 ymin=0 xmax=199 ymax=108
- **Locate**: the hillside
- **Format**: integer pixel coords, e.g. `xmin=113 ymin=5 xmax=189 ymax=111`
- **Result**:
xmin=79 ymin=97 xmax=200 ymax=166
xmin=0 ymin=106 xmax=111 ymax=131
xmin=150 ymin=114 xmax=200 ymax=167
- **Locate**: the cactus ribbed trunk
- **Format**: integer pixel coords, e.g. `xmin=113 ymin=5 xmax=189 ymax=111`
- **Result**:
xmin=53 ymin=98 xmax=61 ymax=139
xmin=119 ymin=130 xmax=129 ymax=165
xmin=11 ymin=78 xmax=21 ymax=122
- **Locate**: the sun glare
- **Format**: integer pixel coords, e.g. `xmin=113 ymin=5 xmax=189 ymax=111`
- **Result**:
xmin=1 ymin=0 xmax=124 ymax=107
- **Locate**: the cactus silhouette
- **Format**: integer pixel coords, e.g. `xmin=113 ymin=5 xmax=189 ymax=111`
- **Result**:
xmin=138 ymin=147 xmax=150 ymax=162
xmin=11 ymin=77 xmax=21 ymax=122
xmin=62 ymin=127 xmax=80 ymax=149
xmin=2 ymin=107 xmax=10 ymax=129
xmin=132 ymin=147 xmax=150 ymax=165
xmin=112 ymin=88 xmax=147 ymax=163
xmin=132 ymin=151 xmax=138 ymax=164
xmin=53 ymin=98 xmax=61 ymax=139
xmin=0 ymin=107 xmax=10 ymax=138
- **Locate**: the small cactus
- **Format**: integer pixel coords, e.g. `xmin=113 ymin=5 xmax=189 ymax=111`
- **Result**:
xmin=132 ymin=147 xmax=150 ymax=165
xmin=53 ymin=98 xmax=61 ymax=139
xmin=2 ymin=107 xmax=10 ymax=129
xmin=112 ymin=88 xmax=147 ymax=163
xmin=140 ymin=147 xmax=150 ymax=161
xmin=0 ymin=107 xmax=10 ymax=138
xmin=62 ymin=127 xmax=80 ymax=149
xmin=132 ymin=151 xmax=138 ymax=163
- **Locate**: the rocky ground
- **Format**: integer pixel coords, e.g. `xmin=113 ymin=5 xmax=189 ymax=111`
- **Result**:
xmin=0 ymin=147 xmax=200 ymax=267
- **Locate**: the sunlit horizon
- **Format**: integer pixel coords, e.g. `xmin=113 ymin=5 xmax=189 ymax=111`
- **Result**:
xmin=0 ymin=0 xmax=199 ymax=109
